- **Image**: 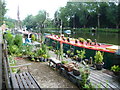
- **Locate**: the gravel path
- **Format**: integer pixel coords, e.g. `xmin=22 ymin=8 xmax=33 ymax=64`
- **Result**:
xmin=16 ymin=58 xmax=79 ymax=89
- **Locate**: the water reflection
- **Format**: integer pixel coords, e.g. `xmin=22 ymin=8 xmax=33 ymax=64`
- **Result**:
xmin=72 ymin=31 xmax=119 ymax=45
xmin=46 ymin=30 xmax=119 ymax=45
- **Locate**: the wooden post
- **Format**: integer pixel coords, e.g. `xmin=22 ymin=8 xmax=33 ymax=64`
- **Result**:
xmin=60 ymin=41 xmax=63 ymax=61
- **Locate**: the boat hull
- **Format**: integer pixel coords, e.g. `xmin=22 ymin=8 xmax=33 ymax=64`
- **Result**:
xmin=45 ymin=36 xmax=120 ymax=69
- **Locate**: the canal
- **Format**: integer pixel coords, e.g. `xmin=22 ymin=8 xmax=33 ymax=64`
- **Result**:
xmin=46 ymin=30 xmax=120 ymax=46
xmin=71 ymin=31 xmax=120 ymax=45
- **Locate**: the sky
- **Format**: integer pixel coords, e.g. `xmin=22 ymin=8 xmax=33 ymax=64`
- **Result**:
xmin=5 ymin=0 xmax=68 ymax=20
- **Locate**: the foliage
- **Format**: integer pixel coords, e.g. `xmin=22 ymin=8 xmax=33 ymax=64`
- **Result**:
xmin=22 ymin=10 xmax=49 ymax=30
xmin=111 ymin=65 xmax=120 ymax=72
xmin=36 ymin=44 xmax=49 ymax=58
xmin=31 ymin=34 xmax=36 ymax=41
xmin=76 ymin=49 xmax=86 ymax=60
xmin=8 ymin=56 xmax=18 ymax=73
xmin=4 ymin=17 xmax=16 ymax=28
xmin=61 ymin=60 xmax=68 ymax=64
xmin=79 ymin=38 xmax=86 ymax=43
xmin=4 ymin=31 xmax=14 ymax=46
xmin=56 ymin=2 xmax=120 ymax=29
xmin=22 ymin=45 xmax=33 ymax=55
xmin=87 ymin=39 xmax=92 ymax=43
xmin=67 ymin=50 xmax=71 ymax=54
xmin=47 ymin=46 xmax=53 ymax=50
xmin=0 ymin=0 xmax=7 ymax=25
xmin=8 ymin=45 xmax=19 ymax=55
xmin=26 ymin=50 xmax=34 ymax=57
xmin=36 ymin=48 xmax=44 ymax=57
xmin=66 ymin=49 xmax=74 ymax=57
xmin=14 ymin=34 xmax=23 ymax=47
xmin=42 ymin=54 xmax=49 ymax=59
xmin=79 ymin=67 xmax=90 ymax=88
xmin=94 ymin=51 xmax=104 ymax=64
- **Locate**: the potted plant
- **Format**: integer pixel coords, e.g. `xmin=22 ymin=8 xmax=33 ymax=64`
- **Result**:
xmin=72 ymin=55 xmax=78 ymax=61
xmin=66 ymin=50 xmax=71 ymax=57
xmin=66 ymin=37 xmax=70 ymax=42
xmin=76 ymin=49 xmax=86 ymax=62
xmin=94 ymin=51 xmax=104 ymax=70
xmin=79 ymin=38 xmax=86 ymax=44
xmin=78 ymin=66 xmax=90 ymax=89
xmin=75 ymin=39 xmax=78 ymax=44
xmin=86 ymin=39 xmax=92 ymax=45
xmin=36 ymin=48 xmax=44 ymax=62
xmin=66 ymin=49 xmax=74 ymax=58
xmin=111 ymin=65 xmax=120 ymax=76
xmin=73 ymin=67 xmax=80 ymax=76
xmin=61 ymin=60 xmax=68 ymax=64
xmin=42 ymin=54 xmax=50 ymax=62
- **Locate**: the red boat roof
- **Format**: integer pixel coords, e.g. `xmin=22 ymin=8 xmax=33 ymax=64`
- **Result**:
xmin=46 ymin=35 xmax=119 ymax=53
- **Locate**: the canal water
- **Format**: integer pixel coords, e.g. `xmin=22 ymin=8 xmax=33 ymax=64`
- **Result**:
xmin=46 ymin=30 xmax=120 ymax=46
xmin=70 ymin=31 xmax=120 ymax=46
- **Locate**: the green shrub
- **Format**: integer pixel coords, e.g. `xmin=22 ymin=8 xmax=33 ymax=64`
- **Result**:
xmin=94 ymin=51 xmax=104 ymax=64
xmin=111 ymin=65 xmax=120 ymax=72
xmin=8 ymin=45 xmax=19 ymax=55
xmin=14 ymin=34 xmax=23 ymax=47
xmin=76 ymin=49 xmax=86 ymax=60
xmin=4 ymin=31 xmax=14 ymax=46
xmin=61 ymin=60 xmax=68 ymax=64
xmin=79 ymin=38 xmax=86 ymax=42
xmin=31 ymin=34 xmax=36 ymax=41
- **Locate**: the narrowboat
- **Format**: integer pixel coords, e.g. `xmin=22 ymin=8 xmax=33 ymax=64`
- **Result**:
xmin=45 ymin=35 xmax=120 ymax=69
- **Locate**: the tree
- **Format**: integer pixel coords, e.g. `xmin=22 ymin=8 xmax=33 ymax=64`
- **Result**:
xmin=4 ymin=17 xmax=16 ymax=28
xmin=22 ymin=15 xmax=36 ymax=30
xmin=0 ymin=0 xmax=7 ymax=26
xmin=23 ymin=10 xmax=48 ymax=31
xmin=35 ymin=10 xmax=47 ymax=29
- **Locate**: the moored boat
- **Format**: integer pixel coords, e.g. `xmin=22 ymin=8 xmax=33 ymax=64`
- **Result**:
xmin=45 ymin=35 xmax=120 ymax=69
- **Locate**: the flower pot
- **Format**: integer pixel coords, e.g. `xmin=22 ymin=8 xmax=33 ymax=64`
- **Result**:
xmin=75 ymin=40 xmax=78 ymax=44
xmin=39 ymin=57 xmax=44 ymax=62
xmin=27 ymin=56 xmax=32 ymax=60
xmin=34 ymin=57 xmax=38 ymax=61
xmin=73 ymin=68 xmax=80 ymax=76
xmin=95 ymin=63 xmax=104 ymax=70
xmin=113 ymin=71 xmax=120 ymax=76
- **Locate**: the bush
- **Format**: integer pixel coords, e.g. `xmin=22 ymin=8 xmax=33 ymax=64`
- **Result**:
xmin=111 ymin=65 xmax=120 ymax=72
xmin=94 ymin=51 xmax=104 ymax=64
xmin=4 ymin=31 xmax=14 ymax=46
xmin=14 ymin=34 xmax=23 ymax=47
xmin=8 ymin=45 xmax=19 ymax=55
xmin=31 ymin=34 xmax=36 ymax=41
xmin=61 ymin=60 xmax=68 ymax=64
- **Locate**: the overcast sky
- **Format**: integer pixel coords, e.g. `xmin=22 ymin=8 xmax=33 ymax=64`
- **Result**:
xmin=5 ymin=0 xmax=68 ymax=20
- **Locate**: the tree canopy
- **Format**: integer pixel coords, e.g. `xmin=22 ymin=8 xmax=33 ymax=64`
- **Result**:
xmin=23 ymin=10 xmax=50 ymax=31
xmin=0 ymin=0 xmax=7 ymax=26
xmin=56 ymin=2 xmax=120 ymax=29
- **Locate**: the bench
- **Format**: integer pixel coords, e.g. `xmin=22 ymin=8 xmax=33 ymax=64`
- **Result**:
xmin=11 ymin=72 xmax=40 ymax=89
xmin=2 ymin=41 xmax=41 ymax=89
xmin=48 ymin=58 xmax=61 ymax=70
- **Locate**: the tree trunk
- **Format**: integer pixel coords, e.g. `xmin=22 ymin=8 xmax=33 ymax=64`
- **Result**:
xmin=116 ymin=23 xmax=120 ymax=29
xmin=83 ymin=25 xmax=86 ymax=28
xmin=116 ymin=24 xmax=119 ymax=29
